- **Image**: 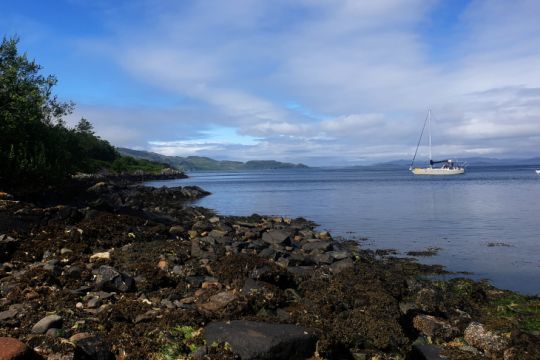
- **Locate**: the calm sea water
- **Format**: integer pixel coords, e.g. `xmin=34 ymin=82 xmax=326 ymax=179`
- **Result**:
xmin=147 ymin=166 xmax=540 ymax=295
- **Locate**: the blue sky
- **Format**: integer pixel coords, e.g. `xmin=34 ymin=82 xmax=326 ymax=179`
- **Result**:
xmin=2 ymin=0 xmax=540 ymax=165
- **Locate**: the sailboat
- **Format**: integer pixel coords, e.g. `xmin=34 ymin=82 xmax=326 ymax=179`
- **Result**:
xmin=409 ymin=109 xmax=465 ymax=175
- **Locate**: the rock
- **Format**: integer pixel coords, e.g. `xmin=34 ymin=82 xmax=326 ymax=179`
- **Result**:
xmin=0 ymin=308 xmax=18 ymax=323
xmin=311 ymin=252 xmax=332 ymax=265
xmin=198 ymin=291 xmax=238 ymax=313
xmin=73 ymin=335 xmax=114 ymax=360
xmin=327 ymin=250 xmax=350 ymax=261
xmin=262 ymin=230 xmax=291 ymax=245
xmin=93 ymin=265 xmax=135 ymax=292
xmin=413 ymin=315 xmax=459 ymax=341
xmin=134 ymin=310 xmax=158 ymax=324
xmin=258 ymin=247 xmax=278 ymax=260
xmin=43 ymin=260 xmax=62 ymax=275
xmin=203 ymin=320 xmax=317 ymax=360
xmin=464 ymin=322 xmax=509 ymax=355
xmin=191 ymin=238 xmax=204 ymax=258
xmin=87 ymin=182 xmax=108 ymax=193
xmin=86 ymin=297 xmax=102 ymax=309
xmin=157 ymin=258 xmax=169 ymax=270
xmin=69 ymin=332 xmax=93 ymax=343
xmin=60 ymin=248 xmax=73 ymax=255
xmin=0 ymin=337 xmax=40 ymax=360
xmin=45 ymin=328 xmax=62 ymax=338
xmin=301 ymin=241 xmax=332 ymax=252
xmin=209 ymin=216 xmax=220 ymax=224
xmin=0 ymin=235 xmax=19 ymax=262
xmin=410 ymin=343 xmax=449 ymax=360
xmin=169 ymin=225 xmax=184 ymax=235
xmin=31 ymin=314 xmax=63 ymax=334
xmin=330 ymin=258 xmax=354 ymax=273
xmin=317 ymin=230 xmax=332 ymax=240
xmin=90 ymin=251 xmax=111 ymax=262
xmin=66 ymin=266 xmax=82 ymax=279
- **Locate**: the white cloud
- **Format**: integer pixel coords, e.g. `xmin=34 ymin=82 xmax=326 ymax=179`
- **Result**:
xmin=58 ymin=0 xmax=540 ymax=164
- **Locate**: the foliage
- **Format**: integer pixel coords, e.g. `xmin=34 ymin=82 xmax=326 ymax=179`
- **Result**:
xmin=0 ymin=36 xmax=170 ymax=188
xmin=109 ymin=156 xmax=168 ymax=174
xmin=0 ymin=36 xmax=78 ymax=184
xmin=483 ymin=292 xmax=540 ymax=332
xmin=155 ymin=326 xmax=202 ymax=360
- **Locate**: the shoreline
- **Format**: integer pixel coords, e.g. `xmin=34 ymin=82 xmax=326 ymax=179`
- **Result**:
xmin=0 ymin=179 xmax=539 ymax=359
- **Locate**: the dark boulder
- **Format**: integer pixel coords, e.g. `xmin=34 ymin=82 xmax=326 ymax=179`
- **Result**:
xmin=93 ymin=265 xmax=135 ymax=292
xmin=262 ymin=230 xmax=291 ymax=246
xmin=73 ymin=336 xmax=114 ymax=360
xmin=203 ymin=320 xmax=317 ymax=360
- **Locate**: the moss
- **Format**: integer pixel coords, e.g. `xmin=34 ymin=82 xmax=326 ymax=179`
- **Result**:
xmin=482 ymin=292 xmax=540 ymax=332
xmin=155 ymin=326 xmax=203 ymax=360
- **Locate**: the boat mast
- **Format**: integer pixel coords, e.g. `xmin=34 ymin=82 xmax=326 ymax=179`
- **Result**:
xmin=409 ymin=110 xmax=430 ymax=170
xmin=428 ymin=109 xmax=432 ymax=167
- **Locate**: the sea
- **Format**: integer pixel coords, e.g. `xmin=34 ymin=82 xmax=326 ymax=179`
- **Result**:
xmin=146 ymin=165 xmax=540 ymax=295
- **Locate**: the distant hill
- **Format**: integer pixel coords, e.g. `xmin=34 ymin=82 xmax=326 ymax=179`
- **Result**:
xmin=117 ymin=148 xmax=308 ymax=171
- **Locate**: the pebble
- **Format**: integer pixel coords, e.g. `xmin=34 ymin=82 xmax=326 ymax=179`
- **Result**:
xmin=31 ymin=314 xmax=63 ymax=334
xmin=90 ymin=251 xmax=111 ymax=262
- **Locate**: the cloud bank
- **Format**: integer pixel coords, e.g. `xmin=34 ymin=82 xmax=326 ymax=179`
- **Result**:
xmin=14 ymin=0 xmax=540 ymax=165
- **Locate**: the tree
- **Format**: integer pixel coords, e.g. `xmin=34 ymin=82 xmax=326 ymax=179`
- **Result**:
xmin=0 ymin=36 xmax=76 ymax=185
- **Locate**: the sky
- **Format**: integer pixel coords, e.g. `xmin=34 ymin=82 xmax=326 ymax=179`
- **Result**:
xmin=2 ymin=0 xmax=540 ymax=166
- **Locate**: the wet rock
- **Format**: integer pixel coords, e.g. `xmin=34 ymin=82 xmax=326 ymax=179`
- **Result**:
xmin=31 ymin=314 xmax=63 ymax=334
xmin=45 ymin=328 xmax=62 ymax=338
xmin=60 ymin=248 xmax=73 ymax=255
xmin=262 ymin=230 xmax=291 ymax=245
xmin=301 ymin=241 xmax=332 ymax=252
xmin=413 ymin=314 xmax=460 ymax=341
xmin=73 ymin=335 xmax=114 ymax=360
xmin=258 ymin=247 xmax=278 ymax=260
xmin=410 ymin=343 xmax=449 ymax=360
xmin=43 ymin=260 xmax=62 ymax=275
xmin=169 ymin=225 xmax=185 ymax=236
xmin=0 ymin=337 xmax=40 ymax=360
xmin=0 ymin=308 xmax=18 ymax=323
xmin=86 ymin=297 xmax=102 ymax=309
xmin=93 ymin=265 xmax=135 ymax=292
xmin=198 ymin=291 xmax=238 ymax=313
xmin=87 ymin=182 xmax=108 ymax=193
xmin=330 ymin=258 xmax=354 ymax=273
xmin=203 ymin=320 xmax=317 ymax=360
xmin=327 ymin=250 xmax=350 ymax=261
xmin=311 ymin=252 xmax=332 ymax=265
xmin=134 ymin=310 xmax=159 ymax=324
xmin=464 ymin=322 xmax=509 ymax=355
xmin=65 ymin=265 xmax=82 ymax=279
xmin=0 ymin=235 xmax=19 ymax=262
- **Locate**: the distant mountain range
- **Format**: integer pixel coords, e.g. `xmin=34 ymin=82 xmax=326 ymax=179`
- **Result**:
xmin=118 ymin=148 xmax=308 ymax=171
xmin=377 ymin=157 xmax=540 ymax=167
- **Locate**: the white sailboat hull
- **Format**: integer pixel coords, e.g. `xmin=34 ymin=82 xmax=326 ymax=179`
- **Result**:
xmin=411 ymin=167 xmax=465 ymax=175
xmin=536 ymin=169 xmax=540 ymax=175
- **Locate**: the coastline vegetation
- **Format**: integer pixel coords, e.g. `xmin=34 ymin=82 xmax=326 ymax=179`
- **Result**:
xmin=0 ymin=36 xmax=170 ymax=189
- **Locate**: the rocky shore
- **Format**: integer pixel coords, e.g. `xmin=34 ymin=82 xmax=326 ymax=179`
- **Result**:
xmin=0 ymin=179 xmax=539 ymax=359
